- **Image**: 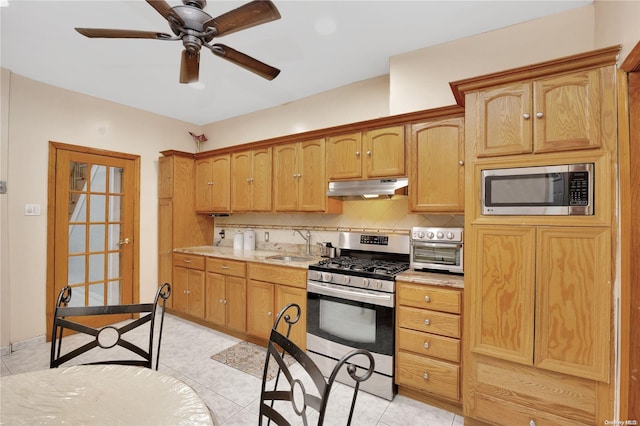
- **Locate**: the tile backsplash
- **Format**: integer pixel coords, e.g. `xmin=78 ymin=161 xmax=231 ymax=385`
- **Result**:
xmin=212 ymin=197 xmax=463 ymax=255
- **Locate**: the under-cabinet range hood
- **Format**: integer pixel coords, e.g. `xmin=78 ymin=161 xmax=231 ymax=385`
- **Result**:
xmin=327 ymin=178 xmax=408 ymax=199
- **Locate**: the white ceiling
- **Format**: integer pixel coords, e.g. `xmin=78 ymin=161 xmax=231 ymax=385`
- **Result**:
xmin=1 ymin=1 xmax=590 ymax=126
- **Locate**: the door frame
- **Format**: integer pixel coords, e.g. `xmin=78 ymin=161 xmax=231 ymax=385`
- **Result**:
xmin=619 ymin=41 xmax=640 ymax=421
xmin=46 ymin=141 xmax=141 ymax=341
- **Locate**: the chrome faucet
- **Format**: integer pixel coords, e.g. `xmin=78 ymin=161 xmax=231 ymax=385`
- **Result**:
xmin=294 ymin=229 xmax=312 ymax=255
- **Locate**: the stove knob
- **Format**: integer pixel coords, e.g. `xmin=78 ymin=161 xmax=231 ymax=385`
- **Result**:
xmin=343 ymin=276 xmax=351 ymax=285
xmin=362 ymin=278 xmax=370 ymax=288
xmin=446 ymin=232 xmax=455 ymax=240
xmin=426 ymin=231 xmax=435 ymax=239
xmin=321 ymin=272 xmax=332 ymax=282
xmin=418 ymin=231 xmax=425 ymax=239
xmin=436 ymin=231 xmax=444 ymax=239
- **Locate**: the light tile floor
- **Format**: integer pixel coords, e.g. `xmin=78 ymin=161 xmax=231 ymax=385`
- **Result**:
xmin=1 ymin=314 xmax=464 ymax=425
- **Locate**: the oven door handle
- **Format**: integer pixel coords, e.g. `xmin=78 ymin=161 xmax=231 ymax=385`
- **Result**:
xmin=412 ymin=242 xmax=462 ymax=249
xmin=307 ymin=281 xmax=394 ymax=308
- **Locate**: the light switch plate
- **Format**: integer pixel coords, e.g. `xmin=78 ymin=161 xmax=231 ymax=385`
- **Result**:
xmin=24 ymin=204 xmax=41 ymax=216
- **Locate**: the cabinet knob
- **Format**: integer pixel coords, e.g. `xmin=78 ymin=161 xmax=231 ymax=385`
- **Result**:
xmin=223 ymin=299 xmax=228 ymax=304
xmin=523 ymin=113 xmax=531 ymax=119
xmin=423 ymin=373 xmax=429 ymax=380
xmin=219 ymin=299 xmax=224 ymax=304
xmin=423 ymin=342 xmax=430 ymax=349
xmin=184 ymin=259 xmax=191 ymax=263
xmin=424 ymin=295 xmax=431 ymax=303
xmin=220 ymin=265 xmax=229 ymax=269
xmin=424 ymin=319 xmax=430 ymax=325
xmin=366 ymin=150 xmax=371 ymax=156
xmin=267 ymin=311 xmax=272 ymax=316
xmin=459 ymin=160 xmax=464 ymax=166
xmin=208 ymin=181 xmax=214 ymax=185
xmin=536 ymin=112 xmax=544 ymax=118
xmin=355 ymin=151 xmax=360 ymax=157
xmin=529 ymin=421 xmax=536 ymax=426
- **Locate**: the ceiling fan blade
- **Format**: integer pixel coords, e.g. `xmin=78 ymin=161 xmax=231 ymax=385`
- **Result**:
xmin=205 ymin=0 xmax=281 ymax=37
xmin=210 ymin=44 xmax=280 ymax=80
xmin=180 ymin=49 xmax=200 ymax=84
xmin=146 ymin=0 xmax=184 ymax=26
xmin=75 ymin=28 xmax=173 ymax=40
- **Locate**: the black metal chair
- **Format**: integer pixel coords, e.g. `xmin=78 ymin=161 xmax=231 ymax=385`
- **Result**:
xmin=50 ymin=283 xmax=171 ymax=370
xmin=259 ymin=303 xmax=375 ymax=426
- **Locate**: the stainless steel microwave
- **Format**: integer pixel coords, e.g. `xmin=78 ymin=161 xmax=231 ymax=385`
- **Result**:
xmin=482 ymin=163 xmax=594 ymax=216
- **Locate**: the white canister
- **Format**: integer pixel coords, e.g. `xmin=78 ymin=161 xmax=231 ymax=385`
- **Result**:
xmin=233 ymin=232 xmax=244 ymax=250
xmin=243 ymin=229 xmax=256 ymax=251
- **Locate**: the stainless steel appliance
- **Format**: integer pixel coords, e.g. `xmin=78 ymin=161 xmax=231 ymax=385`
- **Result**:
xmin=482 ymin=163 xmax=594 ymax=215
xmin=410 ymin=227 xmax=463 ymax=274
xmin=306 ymin=231 xmax=410 ymax=400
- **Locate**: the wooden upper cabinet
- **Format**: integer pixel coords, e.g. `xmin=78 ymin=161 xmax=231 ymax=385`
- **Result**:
xmin=409 ymin=117 xmax=464 ymax=212
xmin=327 ymin=125 xmax=405 ymax=180
xmin=364 ymin=126 xmax=405 ymax=178
xmin=194 ymin=154 xmax=231 ymax=213
xmin=274 ymin=139 xmax=329 ymax=212
xmin=231 ymin=148 xmax=272 ymax=212
xmin=535 ymin=226 xmax=611 ymax=382
xmin=474 ymin=69 xmax=603 ymax=158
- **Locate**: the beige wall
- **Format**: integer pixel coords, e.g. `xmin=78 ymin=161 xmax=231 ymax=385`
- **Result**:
xmin=1 ymin=1 xmax=637 ymax=347
xmin=1 ymin=73 xmax=202 ymax=345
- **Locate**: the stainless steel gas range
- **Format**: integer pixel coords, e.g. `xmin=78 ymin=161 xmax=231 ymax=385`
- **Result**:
xmin=306 ymin=231 xmax=410 ymax=400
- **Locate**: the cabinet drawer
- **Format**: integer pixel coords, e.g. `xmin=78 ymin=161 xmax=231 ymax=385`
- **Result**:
xmin=173 ymin=253 xmax=205 ymax=270
xmin=248 ymin=263 xmax=307 ymax=288
xmin=396 ymin=351 xmax=459 ymax=401
xmin=397 ymin=328 xmax=460 ymax=363
xmin=474 ymin=393 xmax=592 ymax=426
xmin=398 ymin=282 xmax=461 ymax=314
xmin=397 ymin=306 xmax=460 ymax=338
xmin=206 ymin=257 xmax=246 ymax=278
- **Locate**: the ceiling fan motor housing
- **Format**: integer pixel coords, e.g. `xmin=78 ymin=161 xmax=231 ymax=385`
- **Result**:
xmin=183 ymin=0 xmax=207 ymax=9
xmin=171 ymin=5 xmax=213 ymax=35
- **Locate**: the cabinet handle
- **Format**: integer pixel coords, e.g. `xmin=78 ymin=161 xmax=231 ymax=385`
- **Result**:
xmin=424 ymin=319 xmax=430 ymax=325
xmin=355 ymin=151 xmax=360 ymax=157
xmin=523 ymin=113 xmax=531 ymax=119
xmin=184 ymin=259 xmax=191 ymax=263
xmin=423 ymin=373 xmax=429 ymax=380
xmin=423 ymin=342 xmax=430 ymax=349
xmin=536 ymin=112 xmax=544 ymax=118
xmin=220 ymin=265 xmax=229 ymax=269
xmin=424 ymin=295 xmax=431 ymax=303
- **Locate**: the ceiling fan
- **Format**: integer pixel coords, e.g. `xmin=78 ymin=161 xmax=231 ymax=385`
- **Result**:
xmin=75 ymin=0 xmax=281 ymax=84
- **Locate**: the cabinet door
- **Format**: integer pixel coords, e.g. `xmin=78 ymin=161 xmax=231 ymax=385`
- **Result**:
xmin=535 ymin=227 xmax=610 ymax=382
xmin=158 ymin=199 xmax=173 ymax=301
xmin=469 ymin=225 xmax=536 ymax=365
xmin=194 ymin=158 xmax=213 ymax=212
xmin=273 ymin=143 xmax=298 ymax=211
xmin=225 ymin=276 xmax=246 ymax=332
xmin=327 ymin=132 xmax=362 ymax=180
xmin=298 ymin=139 xmax=326 ymax=212
xmin=409 ymin=118 xmax=464 ymax=212
xmin=533 ymin=69 xmax=602 ymax=153
xmin=275 ymin=285 xmax=307 ymax=350
xmin=172 ymin=266 xmax=189 ymax=314
xmin=188 ymin=269 xmax=205 ymax=319
xmin=363 ymin=126 xmax=405 ymax=178
xmin=210 ymin=154 xmax=231 ymax=212
xmin=231 ymin=151 xmax=252 ymax=211
xmin=476 ymin=82 xmax=533 ymax=157
xmin=205 ymin=271 xmax=226 ymax=326
xmin=251 ymin=148 xmax=272 ymax=211
xmin=158 ymin=156 xmax=173 ymax=199
xmin=247 ymin=280 xmax=275 ymax=340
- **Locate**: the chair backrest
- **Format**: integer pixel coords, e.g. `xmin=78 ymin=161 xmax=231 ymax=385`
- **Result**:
xmin=259 ymin=303 xmax=375 ymax=426
xmin=50 ymin=283 xmax=171 ymax=370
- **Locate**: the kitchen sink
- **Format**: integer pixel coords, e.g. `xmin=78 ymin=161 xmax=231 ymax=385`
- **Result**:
xmin=266 ymin=255 xmax=316 ymax=262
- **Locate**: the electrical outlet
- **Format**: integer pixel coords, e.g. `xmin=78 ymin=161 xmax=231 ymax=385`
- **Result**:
xmin=265 ymin=231 xmax=269 ymax=242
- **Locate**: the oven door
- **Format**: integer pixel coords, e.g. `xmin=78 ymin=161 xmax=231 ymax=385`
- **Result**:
xmin=306 ymin=281 xmax=394 ymax=357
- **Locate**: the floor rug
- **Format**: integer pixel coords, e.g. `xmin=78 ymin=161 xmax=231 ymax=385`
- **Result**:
xmin=211 ymin=341 xmax=295 ymax=380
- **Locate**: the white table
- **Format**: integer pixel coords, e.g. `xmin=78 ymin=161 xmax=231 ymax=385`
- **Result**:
xmin=1 ymin=364 xmax=215 ymax=425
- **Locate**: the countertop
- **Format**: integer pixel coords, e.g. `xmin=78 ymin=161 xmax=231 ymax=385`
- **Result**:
xmin=174 ymin=246 xmax=464 ymax=289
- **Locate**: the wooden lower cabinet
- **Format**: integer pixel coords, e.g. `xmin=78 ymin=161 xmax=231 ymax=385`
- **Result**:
xmin=247 ymin=263 xmax=307 ymax=350
xmin=396 ymin=281 xmax=462 ymax=404
xmin=205 ymin=258 xmax=246 ymax=332
xmin=172 ymin=253 xmax=205 ymax=319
